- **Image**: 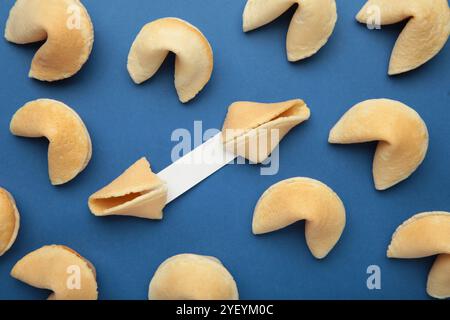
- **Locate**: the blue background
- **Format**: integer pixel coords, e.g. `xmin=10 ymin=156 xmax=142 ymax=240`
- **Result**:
xmin=0 ymin=0 xmax=449 ymax=300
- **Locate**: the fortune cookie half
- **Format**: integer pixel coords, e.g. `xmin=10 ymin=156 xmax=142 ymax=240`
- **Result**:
xmin=11 ymin=245 xmax=98 ymax=300
xmin=0 ymin=188 xmax=20 ymax=257
xmin=10 ymin=99 xmax=92 ymax=185
xmin=89 ymin=158 xmax=167 ymax=220
xmin=222 ymin=99 xmax=310 ymax=163
xmin=329 ymin=99 xmax=428 ymax=190
xmin=253 ymin=178 xmax=346 ymax=259
xmin=128 ymin=17 xmax=213 ymax=103
xmin=243 ymin=0 xmax=337 ymax=61
xmin=356 ymin=0 xmax=450 ymax=75
xmin=5 ymin=0 xmax=94 ymax=81
xmin=387 ymin=212 xmax=450 ymax=299
xmin=149 ymin=254 xmax=239 ymax=300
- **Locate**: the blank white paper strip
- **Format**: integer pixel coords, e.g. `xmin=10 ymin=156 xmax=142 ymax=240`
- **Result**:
xmin=157 ymin=133 xmax=237 ymax=203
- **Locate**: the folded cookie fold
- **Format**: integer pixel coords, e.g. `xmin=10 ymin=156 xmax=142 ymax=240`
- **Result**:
xmin=89 ymin=158 xmax=167 ymax=220
xmin=5 ymin=0 xmax=94 ymax=81
xmin=222 ymin=99 xmax=310 ymax=163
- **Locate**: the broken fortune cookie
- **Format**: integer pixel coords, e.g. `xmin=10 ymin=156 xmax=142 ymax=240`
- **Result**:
xmin=89 ymin=158 xmax=167 ymax=219
xmin=222 ymin=99 xmax=310 ymax=164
